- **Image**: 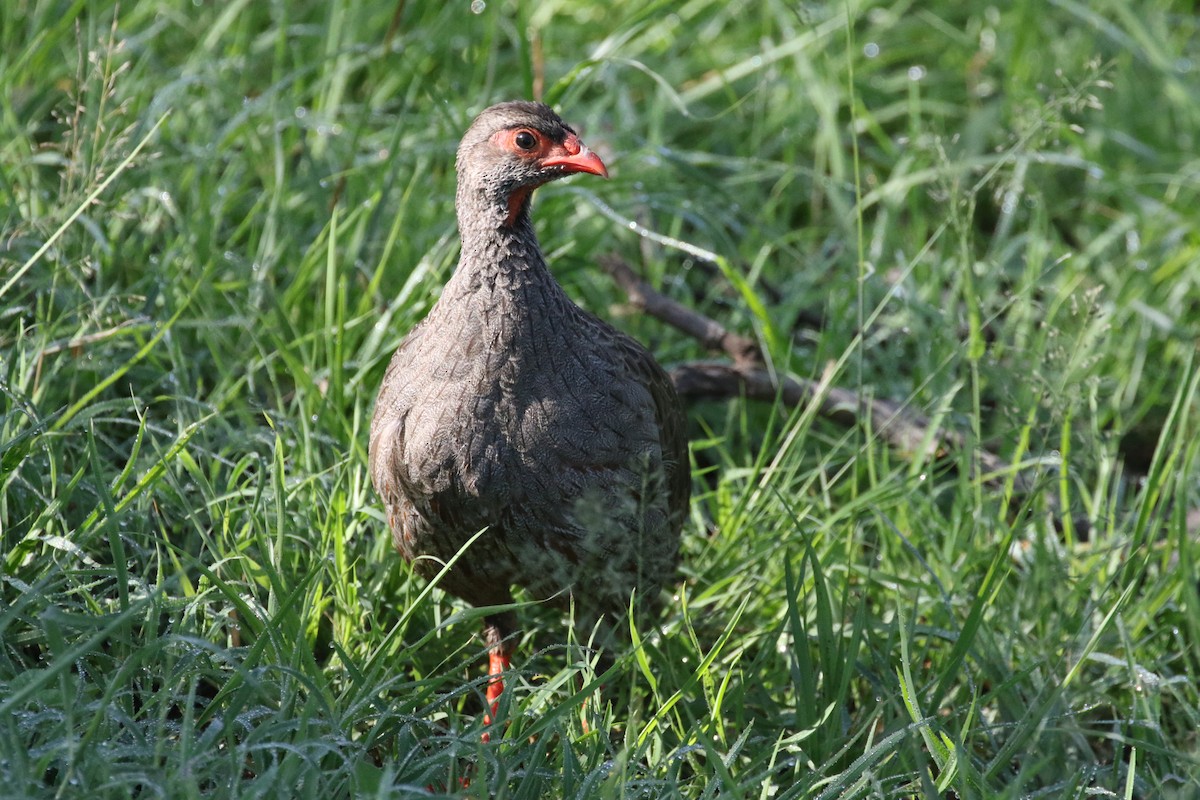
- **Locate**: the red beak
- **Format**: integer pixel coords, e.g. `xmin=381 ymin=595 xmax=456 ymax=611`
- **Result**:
xmin=541 ymin=134 xmax=609 ymax=178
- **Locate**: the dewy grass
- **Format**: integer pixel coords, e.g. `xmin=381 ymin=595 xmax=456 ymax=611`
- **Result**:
xmin=2 ymin=1 xmax=1199 ymax=798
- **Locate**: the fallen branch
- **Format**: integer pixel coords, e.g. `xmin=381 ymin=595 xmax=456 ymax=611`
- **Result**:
xmin=600 ymin=254 xmax=1047 ymax=499
xmin=601 ymin=255 xmax=759 ymax=366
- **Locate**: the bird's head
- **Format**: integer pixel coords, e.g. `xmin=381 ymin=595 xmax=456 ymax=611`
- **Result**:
xmin=456 ymin=101 xmax=608 ymax=228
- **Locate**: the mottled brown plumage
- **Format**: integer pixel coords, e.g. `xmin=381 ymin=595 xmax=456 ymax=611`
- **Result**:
xmin=368 ymin=102 xmax=688 ymax=712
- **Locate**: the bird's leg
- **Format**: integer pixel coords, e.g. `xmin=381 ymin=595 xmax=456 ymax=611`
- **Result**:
xmin=577 ymin=669 xmax=592 ymax=736
xmin=483 ymin=648 xmax=509 ymax=727
xmin=432 ymin=618 xmax=513 ymax=792
xmin=481 ymin=612 xmax=516 ymax=741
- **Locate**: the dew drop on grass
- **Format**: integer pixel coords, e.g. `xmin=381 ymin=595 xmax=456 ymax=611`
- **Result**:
xmin=470 ymin=0 xmax=486 ymax=13
xmin=1125 ymin=230 xmax=1140 ymax=254
xmin=907 ymin=65 xmax=925 ymax=81
xmin=863 ymin=42 xmax=879 ymax=58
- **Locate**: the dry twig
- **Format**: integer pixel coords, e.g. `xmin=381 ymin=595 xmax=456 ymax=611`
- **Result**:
xmin=600 ymin=254 xmax=1047 ymax=499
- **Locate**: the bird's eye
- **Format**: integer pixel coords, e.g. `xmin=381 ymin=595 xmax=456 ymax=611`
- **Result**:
xmin=514 ymin=130 xmax=537 ymax=151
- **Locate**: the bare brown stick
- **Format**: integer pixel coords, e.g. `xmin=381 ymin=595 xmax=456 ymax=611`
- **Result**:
xmin=670 ymin=361 xmax=1024 ymax=484
xmin=601 ymin=254 xmax=1046 ymax=498
xmin=669 ymin=361 xmax=941 ymax=453
xmin=531 ymin=29 xmax=545 ymax=102
xmin=600 ymin=255 xmax=759 ymax=366
xmin=384 ymin=0 xmax=407 ymax=50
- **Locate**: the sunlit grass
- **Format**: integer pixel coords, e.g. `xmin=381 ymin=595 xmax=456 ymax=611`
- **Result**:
xmin=3 ymin=1 xmax=1199 ymax=797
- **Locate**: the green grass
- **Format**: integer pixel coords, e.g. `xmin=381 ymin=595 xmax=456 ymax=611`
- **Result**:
xmin=3 ymin=0 xmax=1200 ymax=797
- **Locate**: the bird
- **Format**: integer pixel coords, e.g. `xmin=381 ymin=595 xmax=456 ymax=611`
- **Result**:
xmin=368 ymin=101 xmax=689 ymax=731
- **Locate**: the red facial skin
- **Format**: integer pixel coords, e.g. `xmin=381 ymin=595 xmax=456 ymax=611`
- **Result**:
xmin=492 ymin=127 xmax=609 ymax=225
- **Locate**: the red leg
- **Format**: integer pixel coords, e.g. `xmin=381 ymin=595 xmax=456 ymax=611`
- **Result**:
xmin=481 ymin=647 xmax=509 ymax=742
xmin=430 ymin=622 xmax=513 ymax=790
xmin=485 ymin=649 xmax=509 ymax=716
xmin=479 ymin=613 xmax=515 ymax=743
